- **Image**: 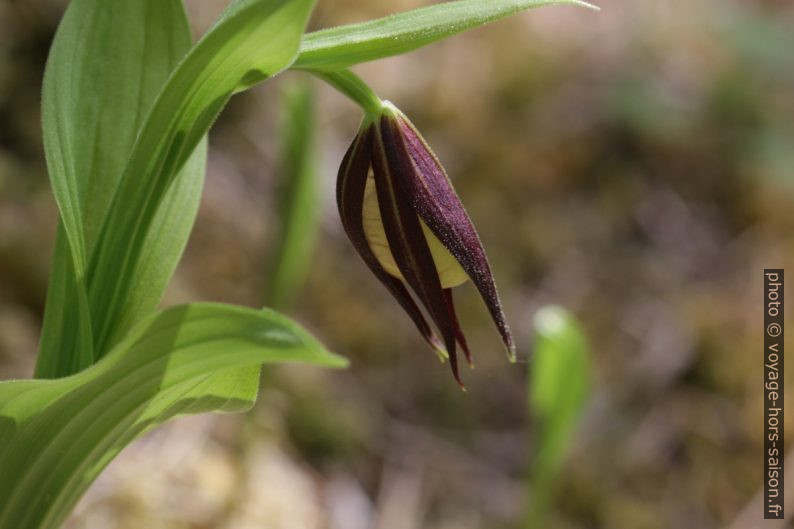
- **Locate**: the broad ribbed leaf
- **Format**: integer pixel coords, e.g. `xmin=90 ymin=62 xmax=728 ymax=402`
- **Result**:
xmin=293 ymin=0 xmax=597 ymax=72
xmin=0 ymin=303 xmax=346 ymax=529
xmin=37 ymin=0 xmax=206 ymax=377
xmin=86 ymin=0 xmax=316 ymax=356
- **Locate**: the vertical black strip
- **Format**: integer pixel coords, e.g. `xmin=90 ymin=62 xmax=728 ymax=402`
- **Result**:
xmin=764 ymin=269 xmax=784 ymax=519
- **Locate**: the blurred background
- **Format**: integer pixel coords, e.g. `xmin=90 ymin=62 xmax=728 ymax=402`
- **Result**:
xmin=1 ymin=0 xmax=793 ymax=527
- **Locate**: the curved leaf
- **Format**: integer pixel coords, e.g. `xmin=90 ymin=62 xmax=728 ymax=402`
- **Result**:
xmin=37 ymin=0 xmax=206 ymax=377
xmin=0 ymin=303 xmax=346 ymax=529
xmin=86 ymin=0 xmax=316 ymax=356
xmin=293 ymin=0 xmax=597 ymax=72
xmin=41 ymin=0 xmax=196 ymax=268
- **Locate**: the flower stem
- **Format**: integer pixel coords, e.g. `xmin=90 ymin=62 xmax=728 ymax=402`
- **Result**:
xmin=313 ymin=69 xmax=382 ymax=116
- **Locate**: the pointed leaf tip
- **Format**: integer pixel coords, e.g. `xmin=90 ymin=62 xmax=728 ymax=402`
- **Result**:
xmin=294 ymin=0 xmax=600 ymax=72
xmin=571 ymin=0 xmax=600 ymax=10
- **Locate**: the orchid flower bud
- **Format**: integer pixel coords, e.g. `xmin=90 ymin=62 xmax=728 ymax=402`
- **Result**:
xmin=336 ymin=100 xmax=516 ymax=385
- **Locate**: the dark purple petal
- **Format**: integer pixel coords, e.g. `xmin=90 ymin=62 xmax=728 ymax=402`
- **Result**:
xmin=443 ymin=288 xmax=473 ymax=368
xmin=389 ymin=113 xmax=516 ymax=360
xmin=374 ymin=115 xmax=465 ymax=386
xmin=336 ymin=123 xmax=445 ymax=355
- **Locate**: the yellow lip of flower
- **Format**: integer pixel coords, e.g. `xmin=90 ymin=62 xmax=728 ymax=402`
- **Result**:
xmin=336 ymin=101 xmax=515 ymax=386
xmin=362 ymin=173 xmax=469 ymax=289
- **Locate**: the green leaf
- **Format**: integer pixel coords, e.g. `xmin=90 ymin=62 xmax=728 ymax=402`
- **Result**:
xmin=0 ymin=303 xmax=346 ymax=529
xmin=86 ymin=0 xmax=316 ymax=357
xmin=527 ymin=306 xmax=590 ymax=527
xmin=293 ymin=0 xmax=597 ymax=72
xmin=35 ymin=229 xmax=95 ymax=377
xmin=37 ymin=0 xmax=206 ymax=377
xmin=42 ymin=0 xmax=196 ymax=259
xmin=267 ymin=79 xmax=319 ymax=310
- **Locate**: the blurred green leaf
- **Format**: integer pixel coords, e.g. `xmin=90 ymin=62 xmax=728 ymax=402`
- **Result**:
xmin=37 ymin=0 xmax=204 ymax=378
xmin=527 ymin=306 xmax=590 ymax=527
xmin=293 ymin=0 xmax=597 ymax=72
xmin=0 ymin=303 xmax=346 ymax=529
xmin=267 ymin=80 xmax=319 ymax=310
xmin=85 ymin=0 xmax=316 ymax=356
